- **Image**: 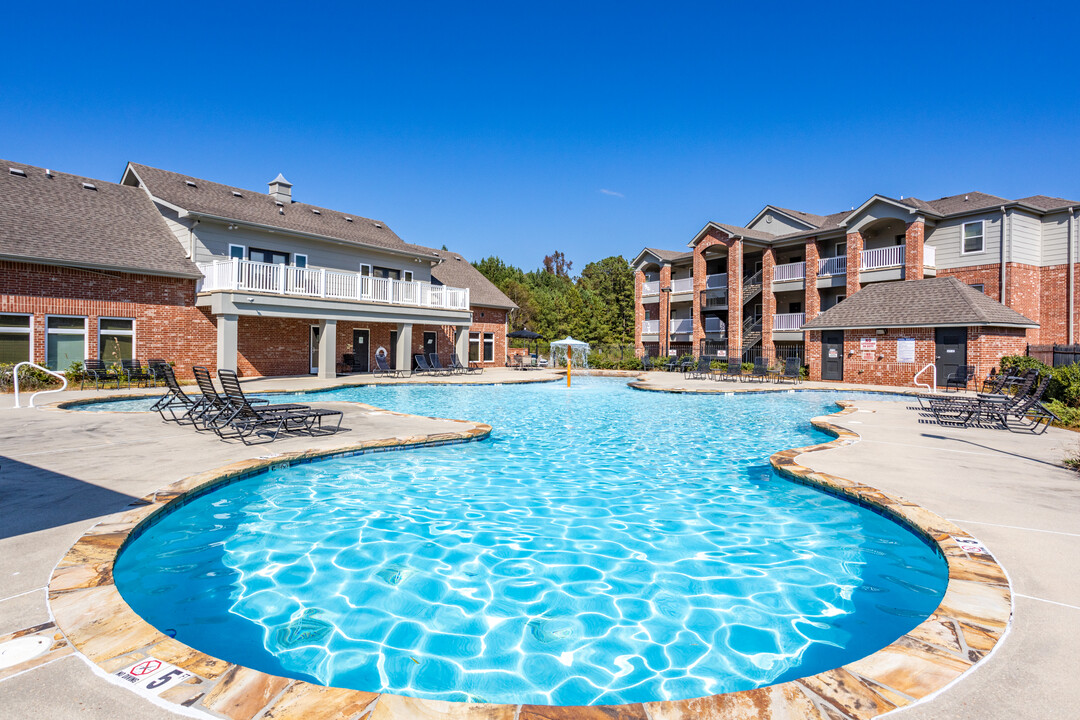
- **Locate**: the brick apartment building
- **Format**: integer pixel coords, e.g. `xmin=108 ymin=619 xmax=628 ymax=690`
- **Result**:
xmin=633 ymin=192 xmax=1077 ymax=385
xmin=0 ymin=159 xmax=515 ymax=378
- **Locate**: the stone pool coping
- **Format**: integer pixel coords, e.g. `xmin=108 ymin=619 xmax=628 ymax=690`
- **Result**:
xmin=46 ymin=396 xmax=1011 ymax=720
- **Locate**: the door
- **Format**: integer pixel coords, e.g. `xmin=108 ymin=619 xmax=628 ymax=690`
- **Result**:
xmin=423 ymin=331 xmax=437 ymax=366
xmin=352 ymin=329 xmax=369 ymax=372
xmin=389 ymin=331 xmax=398 ymax=370
xmin=822 ymin=331 xmax=844 ymax=381
xmin=309 ymin=325 xmax=320 ymax=374
xmin=935 ymin=328 xmax=967 ymax=382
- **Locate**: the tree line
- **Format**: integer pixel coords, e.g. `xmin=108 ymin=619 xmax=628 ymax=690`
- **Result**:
xmin=473 ymin=251 xmax=635 ymax=346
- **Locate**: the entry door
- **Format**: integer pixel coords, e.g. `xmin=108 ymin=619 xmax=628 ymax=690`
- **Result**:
xmin=935 ymin=328 xmax=967 ymax=381
xmin=389 ymin=331 xmax=398 ymax=370
xmin=423 ymin=331 xmax=437 ymax=364
xmin=352 ymin=329 xmax=370 ymax=372
xmin=822 ymin=331 xmax=844 ymax=381
xmin=309 ymin=325 xmax=320 ymax=374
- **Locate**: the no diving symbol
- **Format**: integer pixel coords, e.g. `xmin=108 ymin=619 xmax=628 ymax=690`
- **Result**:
xmin=130 ymin=659 xmax=162 ymax=677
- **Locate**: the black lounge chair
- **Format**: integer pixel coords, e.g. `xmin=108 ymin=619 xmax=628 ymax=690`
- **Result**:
xmin=944 ymin=365 xmax=976 ymax=393
xmin=724 ymin=363 xmax=746 ymax=383
xmin=428 ymin=353 xmax=458 ymax=375
xmin=213 ymin=369 xmax=342 ymax=444
xmin=414 ymin=354 xmax=442 ymax=375
xmin=146 ymin=359 xmax=171 ymax=387
xmin=926 ymin=371 xmax=1040 ymax=427
xmin=686 ymin=357 xmax=711 ymax=380
xmin=641 ymin=355 xmax=654 ymax=371
xmin=451 ymin=352 xmax=482 ymax=374
xmin=779 ymin=357 xmax=802 ymax=385
xmin=750 ymin=357 xmax=770 ymax=383
xmin=81 ymin=358 xmax=121 ymax=390
xmin=151 ymin=365 xmax=200 ymax=424
xmin=121 ymin=359 xmax=153 ymax=388
xmin=373 ymin=354 xmax=405 ymax=378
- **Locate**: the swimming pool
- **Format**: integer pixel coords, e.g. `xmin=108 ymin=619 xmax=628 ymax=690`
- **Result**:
xmin=111 ymin=378 xmax=946 ymax=706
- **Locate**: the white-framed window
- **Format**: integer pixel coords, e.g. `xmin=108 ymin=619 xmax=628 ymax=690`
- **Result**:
xmin=45 ymin=315 xmax=86 ymax=371
xmin=294 ymin=254 xmax=308 ymax=268
xmin=469 ymin=332 xmax=481 ymax=362
xmin=970 ymin=283 xmax=985 ymax=293
xmin=359 ymin=263 xmax=372 ymax=277
xmin=0 ymin=314 xmax=32 ymax=364
xmin=483 ymin=332 xmax=495 ymax=362
xmin=403 ymin=270 xmax=414 ymax=282
xmin=962 ymin=221 xmax=984 ymax=254
xmin=836 ymin=241 xmax=846 ymax=257
xmin=98 ymin=318 xmax=134 ymax=363
xmin=228 ymin=244 xmax=246 ymax=260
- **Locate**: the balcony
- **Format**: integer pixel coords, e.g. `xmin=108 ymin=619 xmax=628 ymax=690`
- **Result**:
xmin=669 ymin=318 xmax=693 ymax=335
xmin=773 ymin=312 xmax=805 ymax=331
xmin=671 ymin=277 xmax=694 ymax=294
xmin=703 ymin=316 xmax=725 ymax=334
xmin=773 ymin=261 xmax=805 ymax=282
xmin=818 ymin=255 xmax=847 ymax=276
xmin=641 ymin=319 xmax=660 ymax=334
xmin=642 ymin=280 xmax=660 ymax=296
xmin=861 ymin=245 xmax=905 ymax=270
xmin=197 ymin=258 xmax=470 ymax=311
xmin=705 ymin=273 xmax=727 ymax=290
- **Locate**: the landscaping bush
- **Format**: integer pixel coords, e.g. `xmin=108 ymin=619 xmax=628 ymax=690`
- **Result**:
xmin=0 ymin=362 xmax=63 ymax=393
xmin=618 ymin=356 xmax=642 ymax=371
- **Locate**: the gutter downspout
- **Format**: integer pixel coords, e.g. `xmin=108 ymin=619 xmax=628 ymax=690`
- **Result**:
xmin=188 ymin=219 xmax=200 ymax=259
xmin=1070 ymin=208 xmax=1076 ymax=344
xmin=999 ymin=207 xmax=1008 ymax=306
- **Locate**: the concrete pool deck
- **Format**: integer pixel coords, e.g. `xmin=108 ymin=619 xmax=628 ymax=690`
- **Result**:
xmin=0 ymin=372 xmax=1076 ymax=718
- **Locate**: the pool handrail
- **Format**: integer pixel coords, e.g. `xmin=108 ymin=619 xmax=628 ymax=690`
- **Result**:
xmin=12 ymin=361 xmax=68 ymax=408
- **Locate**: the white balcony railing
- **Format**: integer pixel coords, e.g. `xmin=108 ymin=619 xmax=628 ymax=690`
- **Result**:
xmin=773 ymin=261 xmax=805 ymax=282
xmin=642 ymin=280 xmax=660 ymax=295
xmin=641 ymin=319 xmax=660 ymax=334
xmin=861 ymin=245 xmax=905 ymax=270
xmin=924 ymin=245 xmax=936 ymax=268
xmin=703 ymin=317 xmax=725 ymax=334
xmin=818 ymin=255 xmax=847 ymax=276
xmin=669 ymin=318 xmax=693 ymax=334
xmin=671 ymin=277 xmax=694 ymax=294
xmin=773 ymin=312 xmax=806 ymax=331
xmin=197 ymin=258 xmax=470 ymax=311
xmin=705 ymin=273 xmax=727 ymax=290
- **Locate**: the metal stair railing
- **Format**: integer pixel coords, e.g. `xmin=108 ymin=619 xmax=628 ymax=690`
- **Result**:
xmin=12 ymin=361 xmax=68 ymax=408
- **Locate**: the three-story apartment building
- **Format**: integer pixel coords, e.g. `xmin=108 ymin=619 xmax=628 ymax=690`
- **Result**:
xmin=0 ymin=159 xmax=515 ymax=378
xmin=634 ymin=191 xmax=1078 ymax=384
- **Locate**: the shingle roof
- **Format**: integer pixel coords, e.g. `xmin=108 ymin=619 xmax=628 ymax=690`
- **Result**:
xmin=126 ymin=163 xmax=440 ymax=259
xmin=425 ymin=248 xmax=516 ymax=309
xmin=920 ymin=191 xmax=1010 ymax=216
xmin=0 ymin=160 xmax=201 ymax=277
xmin=770 ymin=206 xmax=828 ymax=228
xmin=709 ymin=223 xmax=777 ymax=241
xmin=1015 ymin=195 xmax=1079 ymax=212
xmin=642 ymin=247 xmax=693 ymax=262
xmin=802 ymin=277 xmax=1038 ymax=330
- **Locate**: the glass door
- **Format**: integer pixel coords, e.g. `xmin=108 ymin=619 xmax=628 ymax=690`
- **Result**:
xmin=310 ymin=325 xmax=320 ymax=374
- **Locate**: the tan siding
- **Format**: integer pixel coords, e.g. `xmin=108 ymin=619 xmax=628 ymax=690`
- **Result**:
xmin=1009 ymin=210 xmax=1041 ymax=265
xmin=926 ymin=211 xmax=1002 ymax=269
xmin=1041 ymin=211 xmax=1072 ymax=266
xmin=747 ymin=210 xmax=812 ymax=235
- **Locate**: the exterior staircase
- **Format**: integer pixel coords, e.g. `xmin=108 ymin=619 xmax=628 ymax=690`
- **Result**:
xmin=741 ymin=269 xmax=762 ymax=304
xmin=741 ymin=314 xmax=762 ymax=354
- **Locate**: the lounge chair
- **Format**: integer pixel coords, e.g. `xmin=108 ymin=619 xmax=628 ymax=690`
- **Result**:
xmin=926 ymin=371 xmax=1039 ymax=426
xmin=685 ymin=357 xmax=711 ymax=380
xmin=373 ymin=354 xmax=406 ymax=378
xmin=944 ymin=365 xmax=976 ymax=393
xmin=779 ymin=357 xmax=802 ymax=385
xmin=213 ymin=369 xmax=341 ymax=444
xmin=750 ymin=357 xmax=770 ymax=383
xmin=725 ymin=363 xmax=746 ymax=383
xmin=414 ymin=354 xmax=448 ymax=375
xmin=428 ymin=353 xmax=457 ymax=375
xmin=151 ymin=365 xmax=200 ymax=424
xmin=121 ymin=359 xmax=153 ymax=388
xmin=641 ymin=355 xmax=654 ymax=371
xmin=450 ymin=352 xmax=482 ymax=374
xmin=81 ymin=358 xmax=121 ymax=390
xmin=147 ymin=359 xmax=171 ymax=387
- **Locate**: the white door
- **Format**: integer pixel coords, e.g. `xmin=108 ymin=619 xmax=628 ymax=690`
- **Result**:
xmin=310 ymin=325 xmax=320 ymax=374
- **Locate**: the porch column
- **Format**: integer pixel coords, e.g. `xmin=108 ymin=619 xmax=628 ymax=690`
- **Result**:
xmin=727 ymin=238 xmax=743 ymax=359
xmin=396 ymin=323 xmax=413 ymax=372
xmin=846 ymin=231 xmax=863 ymax=298
xmin=804 ymin=236 xmax=821 ymax=322
xmin=691 ymin=246 xmax=707 ymax=352
xmin=761 ymin=246 xmax=776 ymax=362
xmin=216 ymin=313 xmax=239 ymax=373
xmin=317 ymin=319 xmax=337 ymax=380
xmin=658 ymin=263 xmax=672 ymax=356
xmin=633 ymin=269 xmax=645 ymax=353
xmin=904 ymin=218 xmax=925 ymax=280
xmin=455 ymin=325 xmax=470 ymax=365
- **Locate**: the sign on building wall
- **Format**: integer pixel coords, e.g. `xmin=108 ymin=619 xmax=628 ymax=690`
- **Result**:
xmin=861 ymin=351 xmax=875 ymax=361
xmin=860 ymin=338 xmax=877 ymax=351
xmin=897 ymin=338 xmax=916 ymax=363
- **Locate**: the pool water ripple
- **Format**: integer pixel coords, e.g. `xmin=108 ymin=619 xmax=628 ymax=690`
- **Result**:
xmin=112 ymin=378 xmax=946 ymax=705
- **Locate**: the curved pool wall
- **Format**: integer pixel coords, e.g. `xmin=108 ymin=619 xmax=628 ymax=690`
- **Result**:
xmin=50 ymin=379 xmax=1010 ymax=716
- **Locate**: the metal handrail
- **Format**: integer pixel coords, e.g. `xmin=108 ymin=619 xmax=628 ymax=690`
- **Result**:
xmin=914 ymin=363 xmax=937 ymax=393
xmin=12 ymin=361 xmax=68 ymax=408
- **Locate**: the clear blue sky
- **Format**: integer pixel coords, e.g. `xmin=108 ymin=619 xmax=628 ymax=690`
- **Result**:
xmin=4 ymin=2 xmax=1078 ymax=271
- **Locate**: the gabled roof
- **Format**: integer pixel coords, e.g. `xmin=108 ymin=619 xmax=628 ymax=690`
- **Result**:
xmin=632 ymin=247 xmax=692 ymax=266
xmin=690 ymin=221 xmax=776 ymax=246
xmin=919 ymin=191 xmax=1010 ymax=216
xmin=0 ymin=160 xmax=201 ymax=278
xmin=802 ymin=277 xmax=1038 ymax=331
xmin=124 ymin=163 xmax=440 ymax=261
xmin=425 ymin=248 xmax=517 ymax=310
xmin=746 ymin=205 xmax=824 ymax=231
xmin=1014 ymin=195 xmax=1079 ymax=212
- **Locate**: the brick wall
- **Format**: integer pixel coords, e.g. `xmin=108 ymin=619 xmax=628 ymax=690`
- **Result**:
xmin=969 ymin=327 xmax=1028 ymax=376
xmin=804 ymin=237 xmax=821 ymax=322
xmin=467 ymin=307 xmax=508 ymax=367
xmin=761 ymin=246 xmax=776 ymax=359
xmin=938 ymin=264 xmax=1003 ymax=302
xmin=1038 ymin=265 xmax=1067 ymax=345
xmin=904 ymin=220 xmax=925 ymax=281
xmin=1005 ymin=263 xmax=1041 ymax=343
xmin=846 ymin=231 xmax=863 ymax=298
xmin=0 ymin=261 xmax=215 ymax=377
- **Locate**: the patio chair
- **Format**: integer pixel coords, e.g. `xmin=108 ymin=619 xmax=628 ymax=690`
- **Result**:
xmin=750 ymin=357 xmax=770 ymax=383
xmin=414 ymin=354 xmax=445 ymax=375
xmin=213 ymin=369 xmax=341 ymax=444
xmin=121 ymin=359 xmax=153 ymax=388
xmin=146 ymin=359 xmax=170 ymax=387
xmin=686 ymin=357 xmax=711 ymax=380
xmin=451 ymin=352 xmax=482 ymax=374
xmin=641 ymin=355 xmax=654 ymax=371
xmin=725 ymin=363 xmax=746 ymax=383
xmin=81 ymin=358 xmax=121 ymax=391
xmin=980 ymin=369 xmax=1008 ymax=395
xmin=779 ymin=357 xmax=802 ymax=385
xmin=977 ymin=375 xmax=1054 ymax=433
xmin=428 ymin=353 xmax=457 ymax=375
xmin=151 ymin=365 xmax=200 ymax=424
xmin=373 ymin=354 xmax=406 ymax=378
xmin=944 ymin=365 xmax=976 ymax=393
xmin=925 ymin=371 xmax=1039 ymax=426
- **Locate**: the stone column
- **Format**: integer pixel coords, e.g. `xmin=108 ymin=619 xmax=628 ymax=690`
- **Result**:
xmin=317 ymin=319 xmax=337 ymax=380
xmin=633 ymin=269 xmax=645 ymax=353
xmin=396 ymin=322 xmax=413 ymax=372
xmin=904 ymin=219 xmax=925 ymax=281
xmin=691 ymin=247 xmax=707 ymax=353
xmin=658 ymin=263 xmax=672 ymax=356
xmin=455 ymin=325 xmax=470 ymax=365
xmin=727 ymin=238 xmax=743 ymax=359
xmin=804 ymin=236 xmax=821 ymax=322
xmin=761 ymin=246 xmax=776 ymax=362
xmin=215 ymin=313 xmax=239 ymax=373
xmin=846 ymin=231 xmax=863 ymax=298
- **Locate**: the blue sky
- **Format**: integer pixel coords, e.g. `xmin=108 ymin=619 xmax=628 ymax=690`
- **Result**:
xmin=4 ymin=2 xmax=1078 ymax=271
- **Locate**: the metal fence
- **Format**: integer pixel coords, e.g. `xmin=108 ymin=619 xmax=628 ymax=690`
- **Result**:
xmin=1027 ymin=344 xmax=1080 ymax=367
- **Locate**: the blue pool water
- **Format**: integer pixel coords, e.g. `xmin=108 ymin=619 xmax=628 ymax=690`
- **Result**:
xmin=111 ymin=378 xmax=946 ymax=706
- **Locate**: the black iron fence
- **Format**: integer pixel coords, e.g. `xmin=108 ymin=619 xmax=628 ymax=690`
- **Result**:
xmin=1027 ymin=344 xmax=1080 ymax=367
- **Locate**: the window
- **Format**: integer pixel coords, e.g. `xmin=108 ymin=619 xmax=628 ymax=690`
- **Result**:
xmin=46 ymin=316 xmax=86 ymax=370
xmin=98 ymin=318 xmax=134 ymax=363
xmin=469 ymin=332 xmax=481 ymax=362
xmin=0 ymin=314 xmax=31 ymax=364
xmin=836 ymin=242 xmax=846 ymax=257
xmin=294 ymin=254 xmax=307 ymax=268
xmin=249 ymin=248 xmax=290 ymax=264
xmin=789 ymin=302 xmax=802 ymax=313
xmin=359 ymin=264 xmax=372 ymax=277
xmin=483 ymin=332 xmax=495 ymax=362
xmin=403 ymin=270 xmax=414 ymax=282
xmin=373 ymin=266 xmax=401 ymax=280
xmin=895 ymin=235 xmax=905 ymax=245
xmin=835 ymin=294 xmax=846 ymax=304
xmin=228 ymin=244 xmax=246 ymax=260
xmin=970 ymin=283 xmax=985 ymax=293
xmin=962 ymin=221 xmax=984 ymax=254
xmin=644 ymin=309 xmax=651 ymax=321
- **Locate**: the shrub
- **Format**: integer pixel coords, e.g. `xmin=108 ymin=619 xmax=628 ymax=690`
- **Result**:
xmin=710 ymin=360 xmax=727 ymax=371
xmin=619 ymin=356 xmax=642 ymax=371
xmin=0 ymin=363 xmax=64 ymax=392
xmin=1046 ymin=400 xmax=1080 ymax=428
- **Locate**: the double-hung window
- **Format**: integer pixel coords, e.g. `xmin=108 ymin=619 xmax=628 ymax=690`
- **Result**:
xmin=99 ymin=319 xmax=134 ymax=363
xmin=962 ymin=221 xmax=984 ymax=254
xmin=46 ymin=316 xmax=86 ymax=370
xmin=0 ymin=314 xmax=32 ymax=364
xmin=483 ymin=332 xmax=495 ymax=362
xmin=469 ymin=332 xmax=481 ymax=362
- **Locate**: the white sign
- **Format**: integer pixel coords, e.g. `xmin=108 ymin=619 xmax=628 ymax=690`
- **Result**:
xmin=860 ymin=338 xmax=877 ymax=351
xmin=114 ymin=658 xmax=193 ymax=696
xmin=897 ymin=338 xmax=916 ymax=363
xmin=954 ymin=537 xmax=990 ymax=556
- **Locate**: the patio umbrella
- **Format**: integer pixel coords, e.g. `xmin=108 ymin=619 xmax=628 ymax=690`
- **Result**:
xmin=507 ymin=329 xmax=543 ymax=362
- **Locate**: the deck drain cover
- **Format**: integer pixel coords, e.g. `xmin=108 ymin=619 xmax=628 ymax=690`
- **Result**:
xmin=0 ymin=635 xmax=51 ymax=669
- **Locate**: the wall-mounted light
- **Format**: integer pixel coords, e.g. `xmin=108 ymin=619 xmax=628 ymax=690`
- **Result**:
xmin=876 ymin=328 xmax=886 ymax=335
